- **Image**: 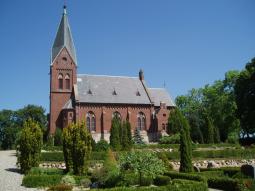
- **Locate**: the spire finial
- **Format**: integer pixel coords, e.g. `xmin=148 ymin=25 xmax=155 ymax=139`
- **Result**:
xmin=63 ymin=1 xmax=67 ymax=14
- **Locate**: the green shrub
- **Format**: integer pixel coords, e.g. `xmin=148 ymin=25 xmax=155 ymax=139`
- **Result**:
xmin=157 ymin=152 xmax=173 ymax=171
xmin=54 ymin=128 xmax=63 ymax=146
xmin=22 ymin=174 xmax=62 ymax=187
xmin=79 ymin=178 xmax=91 ymax=188
xmin=47 ymin=184 xmax=73 ymax=191
xmin=41 ymin=151 xmax=105 ymax=162
xmin=172 ymin=179 xmax=208 ymax=191
xmin=154 ymin=175 xmax=171 ymax=186
xmin=164 ymin=171 xmax=207 ymax=183
xmin=94 ymin=140 xmax=110 ymax=151
xmin=60 ymin=175 xmax=76 ymax=186
xmin=207 ymin=177 xmax=244 ymax=191
xmin=140 ymin=176 xmax=153 ymax=186
xmin=92 ymin=151 xmax=107 ymax=160
xmin=17 ymin=119 xmax=43 ymax=174
xmin=159 ymin=134 xmax=180 ymax=144
xmin=63 ymin=122 xmax=92 ymax=175
xmin=29 ymin=167 xmax=64 ymax=175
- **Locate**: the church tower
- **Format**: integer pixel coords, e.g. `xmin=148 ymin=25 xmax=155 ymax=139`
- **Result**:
xmin=49 ymin=5 xmax=77 ymax=134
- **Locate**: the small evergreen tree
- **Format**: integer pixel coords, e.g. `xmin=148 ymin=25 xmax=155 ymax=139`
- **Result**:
xmin=214 ymin=126 xmax=220 ymax=143
xmin=178 ymin=110 xmax=193 ymax=173
xmin=133 ymin=128 xmax=144 ymax=144
xmin=17 ymin=119 xmax=43 ymax=174
xmin=63 ymin=122 xmax=92 ymax=175
xmin=206 ymin=117 xmax=214 ymax=144
xmin=109 ymin=117 xmax=121 ymax=151
xmin=121 ymin=120 xmax=132 ymax=150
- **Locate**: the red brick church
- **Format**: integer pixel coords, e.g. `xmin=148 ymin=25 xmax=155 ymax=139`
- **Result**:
xmin=49 ymin=6 xmax=175 ymax=142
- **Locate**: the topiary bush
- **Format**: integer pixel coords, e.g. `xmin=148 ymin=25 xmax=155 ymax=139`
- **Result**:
xmin=63 ymin=122 xmax=92 ymax=175
xmin=22 ymin=174 xmax=62 ymax=187
xmin=79 ymin=178 xmax=91 ymax=188
xmin=94 ymin=140 xmax=110 ymax=151
xmin=17 ymin=119 xmax=43 ymax=174
xmin=153 ymin=175 xmax=171 ymax=186
xmin=60 ymin=175 xmax=76 ymax=186
xmin=159 ymin=134 xmax=180 ymax=144
xmin=207 ymin=177 xmax=244 ymax=191
xmin=47 ymin=184 xmax=73 ymax=191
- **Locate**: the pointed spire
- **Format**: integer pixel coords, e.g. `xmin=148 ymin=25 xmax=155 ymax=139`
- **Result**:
xmin=51 ymin=5 xmax=77 ymax=65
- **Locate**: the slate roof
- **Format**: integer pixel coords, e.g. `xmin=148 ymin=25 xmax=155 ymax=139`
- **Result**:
xmin=76 ymin=74 xmax=151 ymax=104
xmin=51 ymin=7 xmax=77 ymax=64
xmin=148 ymin=88 xmax=175 ymax=107
xmin=63 ymin=99 xmax=73 ymax=109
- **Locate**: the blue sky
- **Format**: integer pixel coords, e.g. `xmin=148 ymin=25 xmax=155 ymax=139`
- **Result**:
xmin=1 ymin=0 xmax=255 ymax=112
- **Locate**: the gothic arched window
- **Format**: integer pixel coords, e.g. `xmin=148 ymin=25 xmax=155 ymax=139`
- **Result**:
xmin=58 ymin=73 xmax=63 ymax=90
xmin=112 ymin=111 xmax=121 ymax=120
xmin=86 ymin=112 xmax=96 ymax=132
xmin=65 ymin=74 xmax=70 ymax=90
xmin=137 ymin=112 xmax=146 ymax=131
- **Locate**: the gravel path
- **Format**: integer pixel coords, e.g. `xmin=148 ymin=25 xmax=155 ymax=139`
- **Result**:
xmin=0 ymin=150 xmax=40 ymax=191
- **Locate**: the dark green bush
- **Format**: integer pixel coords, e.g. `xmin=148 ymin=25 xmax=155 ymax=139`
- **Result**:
xmin=17 ymin=119 xmax=43 ymax=174
xmin=41 ymin=152 xmax=64 ymax=162
xmin=140 ymin=176 xmax=153 ymax=186
xmin=207 ymin=177 xmax=244 ymax=191
xmin=29 ymin=167 xmax=64 ymax=175
xmin=164 ymin=171 xmax=207 ymax=183
xmin=92 ymin=151 xmax=107 ymax=160
xmin=47 ymin=184 xmax=72 ymax=191
xmin=22 ymin=174 xmax=62 ymax=187
xmin=94 ymin=140 xmax=110 ymax=151
xmin=163 ymin=148 xmax=255 ymax=160
xmin=172 ymin=179 xmax=208 ymax=191
xmin=159 ymin=134 xmax=180 ymax=144
xmin=157 ymin=152 xmax=173 ymax=171
xmin=153 ymin=175 xmax=171 ymax=186
xmin=41 ymin=151 xmax=106 ymax=162
xmin=63 ymin=123 xmax=92 ymax=175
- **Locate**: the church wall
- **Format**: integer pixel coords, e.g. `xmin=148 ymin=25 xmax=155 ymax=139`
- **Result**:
xmin=75 ymin=103 xmax=154 ymax=142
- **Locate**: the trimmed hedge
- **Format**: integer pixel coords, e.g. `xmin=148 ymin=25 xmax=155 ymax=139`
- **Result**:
xmin=22 ymin=175 xmax=62 ymax=187
xmin=172 ymin=179 xmax=208 ymax=191
xmin=164 ymin=171 xmax=207 ymax=183
xmin=40 ymin=151 xmax=106 ymax=162
xmin=29 ymin=167 xmax=64 ymax=175
xmin=164 ymin=148 xmax=255 ymax=160
xmin=153 ymin=175 xmax=171 ymax=186
xmin=93 ymin=179 xmax=208 ymax=191
xmin=207 ymin=177 xmax=244 ymax=191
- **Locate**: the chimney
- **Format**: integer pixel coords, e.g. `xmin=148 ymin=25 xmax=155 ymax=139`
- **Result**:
xmin=139 ymin=69 xmax=144 ymax=81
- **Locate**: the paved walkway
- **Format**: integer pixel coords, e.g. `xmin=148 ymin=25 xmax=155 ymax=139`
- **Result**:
xmin=0 ymin=150 xmax=39 ymax=191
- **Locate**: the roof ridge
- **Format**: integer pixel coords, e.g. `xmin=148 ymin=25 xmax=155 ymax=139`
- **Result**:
xmin=77 ymin=74 xmax=138 ymax=78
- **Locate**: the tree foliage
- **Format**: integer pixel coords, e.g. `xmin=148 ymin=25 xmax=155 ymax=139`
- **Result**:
xmin=119 ymin=150 xmax=165 ymax=186
xmin=176 ymin=70 xmax=240 ymax=143
xmin=16 ymin=119 xmax=43 ymax=174
xmin=0 ymin=105 xmax=47 ymax=149
xmin=235 ymin=58 xmax=255 ymax=136
xmin=110 ymin=117 xmax=132 ymax=151
xmin=63 ymin=122 xmax=92 ymax=175
xmin=177 ymin=110 xmax=193 ymax=173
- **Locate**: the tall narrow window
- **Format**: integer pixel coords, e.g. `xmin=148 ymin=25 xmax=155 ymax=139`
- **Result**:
xmin=86 ymin=112 xmax=96 ymax=132
xmin=137 ymin=112 xmax=146 ymax=130
xmin=86 ymin=116 xmax=90 ymax=131
xmin=65 ymin=74 xmax=70 ymax=89
xmin=112 ymin=111 xmax=121 ymax=120
xmin=58 ymin=73 xmax=63 ymax=90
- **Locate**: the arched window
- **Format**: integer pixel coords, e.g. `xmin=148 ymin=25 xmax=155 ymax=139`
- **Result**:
xmin=112 ymin=111 xmax=121 ymax=120
xmin=65 ymin=74 xmax=70 ymax=90
xmin=58 ymin=73 xmax=63 ymax=90
xmin=86 ymin=112 xmax=96 ymax=132
xmin=137 ymin=112 xmax=146 ymax=130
